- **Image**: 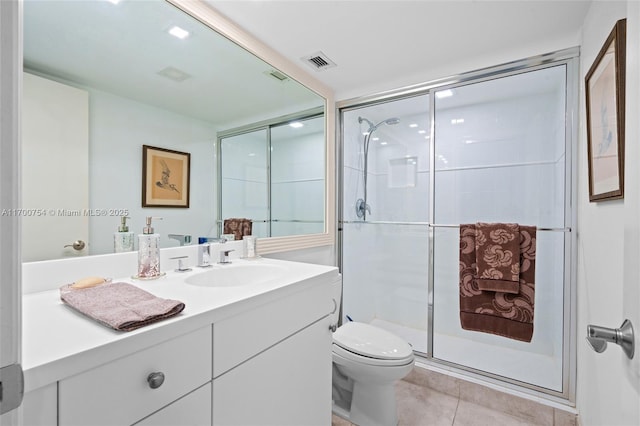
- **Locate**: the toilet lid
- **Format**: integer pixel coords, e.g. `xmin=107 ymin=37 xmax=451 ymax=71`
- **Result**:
xmin=333 ymin=322 xmax=413 ymax=360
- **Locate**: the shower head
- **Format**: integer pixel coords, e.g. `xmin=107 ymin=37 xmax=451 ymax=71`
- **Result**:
xmin=358 ymin=116 xmax=400 ymax=134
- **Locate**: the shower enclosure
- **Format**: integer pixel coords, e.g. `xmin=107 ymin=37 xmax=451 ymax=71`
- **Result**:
xmin=339 ymin=50 xmax=577 ymax=398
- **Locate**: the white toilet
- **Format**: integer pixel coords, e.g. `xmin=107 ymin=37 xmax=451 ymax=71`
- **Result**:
xmin=331 ymin=281 xmax=415 ymax=426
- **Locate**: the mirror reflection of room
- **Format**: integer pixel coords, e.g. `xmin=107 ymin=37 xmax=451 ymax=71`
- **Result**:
xmin=21 ymin=0 xmax=325 ymax=261
xmin=219 ymin=114 xmax=325 ymax=238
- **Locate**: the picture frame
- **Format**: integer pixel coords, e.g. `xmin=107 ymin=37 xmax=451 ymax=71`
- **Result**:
xmin=585 ymin=19 xmax=626 ymax=202
xmin=142 ymin=145 xmax=190 ymax=208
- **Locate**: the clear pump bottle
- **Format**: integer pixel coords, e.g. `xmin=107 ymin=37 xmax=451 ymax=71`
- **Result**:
xmin=114 ymin=216 xmax=134 ymax=252
xmin=136 ymin=216 xmax=163 ymax=279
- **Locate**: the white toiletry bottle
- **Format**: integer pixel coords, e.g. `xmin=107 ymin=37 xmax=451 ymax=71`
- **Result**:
xmin=114 ymin=216 xmax=134 ymax=252
xmin=137 ymin=216 xmax=163 ymax=279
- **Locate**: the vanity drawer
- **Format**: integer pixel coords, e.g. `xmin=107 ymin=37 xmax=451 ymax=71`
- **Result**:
xmin=213 ymin=279 xmax=335 ymax=377
xmin=59 ymin=326 xmax=212 ymax=426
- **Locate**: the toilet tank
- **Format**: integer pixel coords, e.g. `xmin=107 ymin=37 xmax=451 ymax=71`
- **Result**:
xmin=331 ymin=277 xmax=343 ymax=325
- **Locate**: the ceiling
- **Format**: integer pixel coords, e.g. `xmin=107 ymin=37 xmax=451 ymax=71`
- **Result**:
xmin=23 ymin=0 xmax=323 ymax=128
xmin=206 ymin=0 xmax=592 ymax=100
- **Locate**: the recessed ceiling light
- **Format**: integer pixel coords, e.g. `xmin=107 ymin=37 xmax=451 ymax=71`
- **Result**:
xmin=418 ymin=130 xmax=426 ymax=134
xmin=168 ymin=26 xmax=190 ymax=40
xmin=436 ymin=89 xmax=453 ymax=99
xmin=409 ymin=123 xmax=418 ymax=128
xmin=106 ymin=0 xmax=122 ymax=4
xmin=380 ymin=141 xmax=388 ymax=145
xmin=289 ymin=121 xmax=304 ymax=128
xmin=372 ymin=137 xmax=379 ymax=141
xmin=451 ymin=118 xmax=464 ymax=125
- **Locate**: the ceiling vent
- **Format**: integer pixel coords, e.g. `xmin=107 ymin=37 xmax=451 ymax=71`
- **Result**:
xmin=264 ymin=69 xmax=289 ymax=82
xmin=157 ymin=66 xmax=191 ymax=82
xmin=301 ymin=51 xmax=336 ymax=71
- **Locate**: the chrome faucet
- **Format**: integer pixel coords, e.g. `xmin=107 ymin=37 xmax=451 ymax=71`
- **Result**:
xmin=168 ymin=234 xmax=192 ymax=246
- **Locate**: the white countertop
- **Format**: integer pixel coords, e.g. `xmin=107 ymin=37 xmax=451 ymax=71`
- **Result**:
xmin=22 ymin=257 xmax=339 ymax=392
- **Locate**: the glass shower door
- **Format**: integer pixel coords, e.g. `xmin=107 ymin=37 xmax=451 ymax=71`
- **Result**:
xmin=340 ymin=94 xmax=431 ymax=353
xmin=270 ymin=116 xmax=325 ymax=237
xmin=219 ymin=129 xmax=269 ymax=237
xmin=432 ymin=65 xmax=568 ymax=391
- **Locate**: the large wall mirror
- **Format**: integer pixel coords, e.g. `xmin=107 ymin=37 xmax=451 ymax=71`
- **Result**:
xmin=22 ymin=0 xmax=334 ymax=262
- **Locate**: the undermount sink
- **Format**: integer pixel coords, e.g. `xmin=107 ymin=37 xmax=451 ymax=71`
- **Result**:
xmin=185 ymin=262 xmax=287 ymax=287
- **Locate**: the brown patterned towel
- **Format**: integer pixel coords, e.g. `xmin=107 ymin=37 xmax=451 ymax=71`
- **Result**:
xmin=223 ymin=218 xmax=253 ymax=241
xmin=60 ymin=282 xmax=185 ymax=332
xmin=474 ymin=223 xmax=521 ymax=294
xmin=459 ymin=224 xmax=537 ymax=342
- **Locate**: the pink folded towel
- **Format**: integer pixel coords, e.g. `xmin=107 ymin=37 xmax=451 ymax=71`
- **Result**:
xmin=60 ymin=282 xmax=185 ymax=332
xmin=474 ymin=222 xmax=521 ymax=294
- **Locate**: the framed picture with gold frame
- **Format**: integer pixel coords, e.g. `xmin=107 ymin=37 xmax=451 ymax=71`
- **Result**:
xmin=585 ymin=18 xmax=626 ymax=202
xmin=142 ymin=145 xmax=190 ymax=208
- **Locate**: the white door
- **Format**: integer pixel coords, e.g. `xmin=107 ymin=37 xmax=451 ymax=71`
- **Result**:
xmin=21 ymin=72 xmax=89 ymax=261
xmin=0 ymin=0 xmax=23 ymax=422
xmin=577 ymin=3 xmax=640 ymax=424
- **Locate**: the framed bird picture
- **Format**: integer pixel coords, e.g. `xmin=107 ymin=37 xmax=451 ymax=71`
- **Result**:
xmin=142 ymin=145 xmax=190 ymax=208
xmin=585 ymin=18 xmax=626 ymax=202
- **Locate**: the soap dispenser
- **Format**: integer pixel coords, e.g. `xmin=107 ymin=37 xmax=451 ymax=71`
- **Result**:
xmin=136 ymin=216 xmax=163 ymax=279
xmin=114 ymin=216 xmax=134 ymax=253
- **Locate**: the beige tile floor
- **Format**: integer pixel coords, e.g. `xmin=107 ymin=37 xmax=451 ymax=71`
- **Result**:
xmin=331 ymin=380 xmax=565 ymax=426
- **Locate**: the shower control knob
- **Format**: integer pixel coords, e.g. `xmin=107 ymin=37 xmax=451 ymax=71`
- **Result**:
xmin=147 ymin=372 xmax=165 ymax=389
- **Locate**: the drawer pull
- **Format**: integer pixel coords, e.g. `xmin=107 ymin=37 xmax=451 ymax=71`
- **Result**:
xmin=147 ymin=372 xmax=165 ymax=389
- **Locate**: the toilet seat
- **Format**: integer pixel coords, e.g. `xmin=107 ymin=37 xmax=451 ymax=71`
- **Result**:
xmin=333 ymin=343 xmax=414 ymax=367
xmin=333 ymin=322 xmax=414 ymax=366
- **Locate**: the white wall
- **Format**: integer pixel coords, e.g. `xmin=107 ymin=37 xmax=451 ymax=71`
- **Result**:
xmin=88 ymin=89 xmax=218 ymax=255
xmin=577 ymin=1 xmax=640 ymax=425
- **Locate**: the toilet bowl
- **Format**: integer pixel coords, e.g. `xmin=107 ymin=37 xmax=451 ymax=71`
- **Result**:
xmin=332 ymin=321 xmax=414 ymax=426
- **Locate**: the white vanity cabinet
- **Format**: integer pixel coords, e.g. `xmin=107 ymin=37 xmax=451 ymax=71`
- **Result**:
xmin=58 ymin=326 xmax=212 ymax=426
xmin=212 ymin=278 xmax=336 ymax=426
xmin=20 ymin=384 xmax=57 ymax=426
xmin=134 ymin=383 xmax=212 ymax=426
xmin=21 ymin=258 xmax=340 ymax=426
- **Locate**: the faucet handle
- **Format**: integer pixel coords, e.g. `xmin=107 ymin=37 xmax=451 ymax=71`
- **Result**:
xmin=170 ymin=255 xmax=192 ymax=272
xmin=218 ymin=249 xmax=235 ymax=264
xmin=197 ymin=243 xmax=213 ymax=268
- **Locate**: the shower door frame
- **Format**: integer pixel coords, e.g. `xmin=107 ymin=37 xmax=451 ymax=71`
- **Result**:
xmin=336 ymin=47 xmax=579 ymax=403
